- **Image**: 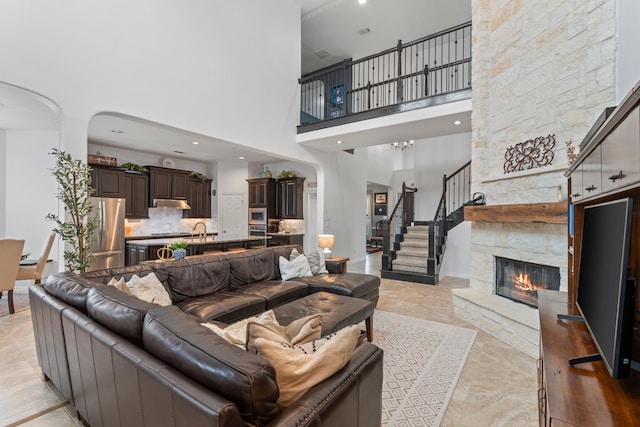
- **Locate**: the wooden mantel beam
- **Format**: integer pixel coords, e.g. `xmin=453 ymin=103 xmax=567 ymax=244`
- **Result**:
xmin=464 ymin=201 xmax=568 ymax=224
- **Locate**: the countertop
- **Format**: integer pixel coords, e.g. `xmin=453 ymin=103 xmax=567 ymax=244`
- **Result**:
xmin=126 ymin=236 xmax=268 ymax=247
xmin=266 ymin=232 xmax=305 ymax=236
xmin=126 ymin=232 xmax=218 ymax=241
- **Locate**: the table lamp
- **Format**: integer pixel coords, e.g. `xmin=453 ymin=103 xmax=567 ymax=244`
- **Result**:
xmin=317 ymin=234 xmax=334 ymax=259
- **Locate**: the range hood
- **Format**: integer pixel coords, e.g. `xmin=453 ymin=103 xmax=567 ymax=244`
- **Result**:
xmin=153 ymin=199 xmax=191 ymax=209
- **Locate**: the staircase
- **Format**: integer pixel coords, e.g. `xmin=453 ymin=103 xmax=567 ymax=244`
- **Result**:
xmin=391 ymin=225 xmax=429 ymax=274
xmin=380 ymin=161 xmax=476 ymax=285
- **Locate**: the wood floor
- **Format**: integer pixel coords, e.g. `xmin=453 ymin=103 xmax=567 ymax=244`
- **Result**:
xmin=0 ymin=253 xmax=537 ymax=426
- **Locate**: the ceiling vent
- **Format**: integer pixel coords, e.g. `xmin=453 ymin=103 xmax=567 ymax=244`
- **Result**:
xmin=314 ymin=50 xmax=330 ymax=58
xmin=358 ymin=27 xmax=371 ymax=35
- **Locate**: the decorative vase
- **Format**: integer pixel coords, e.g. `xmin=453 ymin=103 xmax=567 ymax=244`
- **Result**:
xmin=173 ymin=248 xmax=187 ymax=260
xmin=265 ymin=167 xmax=272 ymax=178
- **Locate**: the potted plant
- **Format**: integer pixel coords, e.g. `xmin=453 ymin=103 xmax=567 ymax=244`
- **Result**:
xmin=46 ymin=148 xmax=98 ymax=273
xmin=170 ymin=240 xmax=189 ymax=260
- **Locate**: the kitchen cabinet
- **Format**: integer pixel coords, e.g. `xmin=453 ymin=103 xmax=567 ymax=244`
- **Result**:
xmin=248 ymin=178 xmax=276 ymax=209
xmin=600 ymin=105 xmax=640 ymax=194
xmin=126 ymin=244 xmax=148 ymax=266
xmin=147 ymin=166 xmax=190 ymax=202
xmin=90 ymin=166 xmax=125 ymax=198
xmin=275 ymin=177 xmax=305 ymax=219
xmin=124 ymin=171 xmax=149 ymax=218
xmin=267 ymin=233 xmax=304 ymax=247
xmin=183 ymin=178 xmax=212 ymax=218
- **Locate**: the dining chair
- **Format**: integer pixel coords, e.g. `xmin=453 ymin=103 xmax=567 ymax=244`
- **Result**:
xmin=0 ymin=238 xmax=26 ymax=314
xmin=17 ymin=233 xmax=56 ymax=285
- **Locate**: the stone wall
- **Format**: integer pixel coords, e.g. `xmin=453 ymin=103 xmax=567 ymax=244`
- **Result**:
xmin=461 ymin=0 xmax=618 ymax=355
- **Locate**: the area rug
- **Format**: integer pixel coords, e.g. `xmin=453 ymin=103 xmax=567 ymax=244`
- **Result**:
xmin=373 ymin=310 xmax=477 ymax=427
xmin=0 ymin=292 xmax=30 ymax=317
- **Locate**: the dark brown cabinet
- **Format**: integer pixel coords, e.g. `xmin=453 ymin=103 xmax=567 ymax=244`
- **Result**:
xmin=126 ymin=244 xmax=148 ymax=266
xmin=248 ymin=178 xmax=276 ymax=209
xmin=267 ymin=233 xmax=304 ymax=247
xmin=183 ymin=178 xmax=212 ymax=218
xmin=90 ymin=166 xmax=125 ymax=198
xmin=147 ymin=166 xmax=190 ymax=203
xmin=275 ymin=177 xmax=305 ymax=219
xmin=124 ymin=171 xmax=149 ymax=218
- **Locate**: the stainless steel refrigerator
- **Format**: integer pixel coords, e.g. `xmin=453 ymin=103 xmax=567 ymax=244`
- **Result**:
xmin=88 ymin=197 xmax=125 ymax=271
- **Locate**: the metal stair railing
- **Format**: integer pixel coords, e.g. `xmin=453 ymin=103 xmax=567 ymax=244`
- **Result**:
xmin=428 ymin=161 xmax=473 ymax=277
xmin=381 ymin=182 xmax=417 ymax=271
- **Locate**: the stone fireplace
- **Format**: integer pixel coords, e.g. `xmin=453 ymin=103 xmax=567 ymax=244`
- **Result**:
xmin=495 ymin=256 xmax=560 ymax=308
xmin=460 ymin=0 xmax=615 ymax=358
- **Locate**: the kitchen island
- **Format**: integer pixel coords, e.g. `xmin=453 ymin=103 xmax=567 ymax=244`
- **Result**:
xmin=125 ymin=236 xmax=269 ymax=265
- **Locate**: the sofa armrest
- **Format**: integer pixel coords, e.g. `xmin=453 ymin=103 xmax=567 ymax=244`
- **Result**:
xmin=267 ymin=343 xmax=383 ymax=427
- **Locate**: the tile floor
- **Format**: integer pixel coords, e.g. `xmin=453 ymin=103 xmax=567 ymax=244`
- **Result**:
xmin=0 ymin=253 xmax=538 ymax=426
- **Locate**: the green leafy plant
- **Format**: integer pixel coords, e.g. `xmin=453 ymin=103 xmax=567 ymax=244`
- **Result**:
xmin=46 ymin=148 xmax=98 ymax=273
xmin=189 ymin=171 xmax=209 ymax=182
xmin=121 ymin=162 xmax=148 ymax=172
xmin=170 ymin=240 xmax=189 ymax=250
xmin=277 ymin=170 xmax=296 ymax=179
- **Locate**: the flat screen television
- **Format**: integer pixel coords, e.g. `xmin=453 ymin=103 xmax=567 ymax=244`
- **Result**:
xmin=576 ymin=197 xmax=635 ymax=378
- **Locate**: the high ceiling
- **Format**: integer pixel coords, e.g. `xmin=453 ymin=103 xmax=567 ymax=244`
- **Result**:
xmin=1 ymin=0 xmax=472 ymax=163
xmin=297 ymin=0 xmax=471 ymax=75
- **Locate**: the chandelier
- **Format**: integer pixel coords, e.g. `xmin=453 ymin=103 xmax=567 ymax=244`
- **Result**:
xmin=390 ymin=140 xmax=414 ymax=151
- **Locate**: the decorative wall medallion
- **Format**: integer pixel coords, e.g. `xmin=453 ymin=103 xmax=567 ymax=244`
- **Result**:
xmin=504 ymin=134 xmax=555 ymax=173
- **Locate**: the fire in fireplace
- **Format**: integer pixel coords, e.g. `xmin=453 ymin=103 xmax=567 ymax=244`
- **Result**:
xmin=495 ymin=257 xmax=560 ymax=308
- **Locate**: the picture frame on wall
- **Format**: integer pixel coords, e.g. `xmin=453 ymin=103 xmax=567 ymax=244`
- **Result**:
xmin=374 ymin=192 xmax=387 ymax=204
xmin=375 ymin=205 xmax=387 ymax=215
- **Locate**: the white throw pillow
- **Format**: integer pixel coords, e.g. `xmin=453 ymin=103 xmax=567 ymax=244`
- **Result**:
xmin=290 ymin=248 xmax=328 ymax=275
xmin=107 ymin=277 xmax=131 ymax=295
xmin=254 ymin=325 xmax=361 ymax=408
xmin=201 ymin=310 xmax=279 ymax=348
xmin=279 ymin=254 xmax=313 ymax=281
xmin=125 ymin=273 xmax=172 ymax=306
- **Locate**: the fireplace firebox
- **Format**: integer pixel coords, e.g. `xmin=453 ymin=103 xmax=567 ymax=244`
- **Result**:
xmin=495 ymin=257 xmax=560 ymax=308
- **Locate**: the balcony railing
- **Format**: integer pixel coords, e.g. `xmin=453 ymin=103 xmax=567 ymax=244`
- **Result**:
xmin=299 ymin=22 xmax=471 ymax=128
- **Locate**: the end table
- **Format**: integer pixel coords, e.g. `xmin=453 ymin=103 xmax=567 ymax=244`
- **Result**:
xmin=325 ymin=257 xmax=349 ymax=273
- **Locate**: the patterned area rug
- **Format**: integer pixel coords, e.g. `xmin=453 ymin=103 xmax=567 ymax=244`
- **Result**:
xmin=0 ymin=292 xmax=30 ymax=317
xmin=373 ymin=310 xmax=477 ymax=427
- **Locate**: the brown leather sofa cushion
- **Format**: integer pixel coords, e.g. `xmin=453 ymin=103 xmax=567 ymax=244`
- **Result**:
xmin=176 ymin=291 xmax=266 ymax=323
xmin=86 ymin=284 xmax=157 ymax=347
xmin=44 ymin=272 xmax=97 ymax=313
xmin=152 ymin=256 xmax=231 ymax=303
xmin=301 ymin=273 xmax=381 ymax=300
xmin=82 ymin=264 xmax=157 ymax=284
xmin=143 ymin=305 xmax=281 ymax=427
xmin=228 ymin=249 xmax=275 ymax=289
xmin=232 ymin=280 xmax=310 ymax=309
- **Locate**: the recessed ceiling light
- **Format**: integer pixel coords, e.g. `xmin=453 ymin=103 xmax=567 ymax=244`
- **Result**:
xmin=453 ymin=120 xmax=462 ymax=125
xmin=359 ymin=0 xmax=366 ymax=4
xmin=239 ymin=156 xmax=246 ymax=160
xmin=111 ymin=129 xmax=123 ymax=134
xmin=192 ymin=141 xmax=200 ymax=145
xmin=337 ymin=140 xmax=343 ymax=144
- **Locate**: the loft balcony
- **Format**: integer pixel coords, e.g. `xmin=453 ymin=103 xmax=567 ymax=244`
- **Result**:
xmin=298 ymin=22 xmax=472 ymax=133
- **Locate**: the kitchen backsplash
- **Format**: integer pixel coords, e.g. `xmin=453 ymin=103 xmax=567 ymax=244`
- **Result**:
xmin=125 ymin=208 xmax=217 ymax=236
xmin=281 ymin=219 xmax=304 ymax=234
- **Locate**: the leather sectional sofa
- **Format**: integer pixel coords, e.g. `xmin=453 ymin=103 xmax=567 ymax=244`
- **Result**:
xmin=29 ymin=245 xmax=383 ymax=427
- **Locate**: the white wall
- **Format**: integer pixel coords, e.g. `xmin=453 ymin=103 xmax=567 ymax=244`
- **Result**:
xmin=88 ymin=143 xmax=213 ymax=177
xmin=616 ymin=0 xmax=640 ymax=102
xmin=0 ymin=130 xmax=5 ymax=236
xmin=4 ymin=129 xmax=59 ymax=271
xmin=413 ymin=132 xmax=471 ymax=219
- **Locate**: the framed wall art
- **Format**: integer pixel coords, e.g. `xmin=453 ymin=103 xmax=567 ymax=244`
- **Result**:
xmin=374 ymin=192 xmax=387 ymax=204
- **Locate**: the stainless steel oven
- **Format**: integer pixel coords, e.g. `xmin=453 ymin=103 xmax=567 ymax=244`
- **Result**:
xmin=249 ymin=224 xmax=267 ymax=238
xmin=249 ymin=207 xmax=268 ymax=225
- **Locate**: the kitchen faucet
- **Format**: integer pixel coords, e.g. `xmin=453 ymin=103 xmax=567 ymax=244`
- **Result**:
xmin=192 ymin=221 xmax=207 ymax=242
